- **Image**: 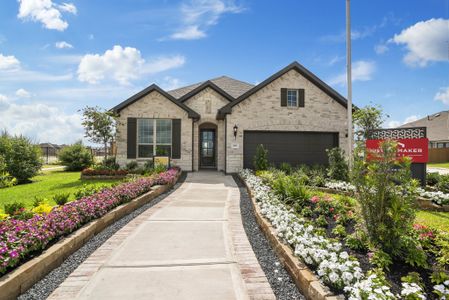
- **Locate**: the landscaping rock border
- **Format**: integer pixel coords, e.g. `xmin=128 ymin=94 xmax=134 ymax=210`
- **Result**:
xmin=0 ymin=171 xmax=182 ymax=300
xmin=240 ymin=176 xmax=343 ymax=300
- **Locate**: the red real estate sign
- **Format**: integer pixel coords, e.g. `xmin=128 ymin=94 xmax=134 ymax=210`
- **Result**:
xmin=366 ymin=138 xmax=429 ymax=163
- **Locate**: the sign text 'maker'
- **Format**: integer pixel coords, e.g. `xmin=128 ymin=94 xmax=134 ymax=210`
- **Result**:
xmin=366 ymin=138 xmax=429 ymax=163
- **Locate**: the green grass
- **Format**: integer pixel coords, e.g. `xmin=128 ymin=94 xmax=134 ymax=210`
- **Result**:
xmin=416 ymin=210 xmax=449 ymax=231
xmin=0 ymin=169 xmax=123 ymax=209
xmin=428 ymin=162 xmax=449 ymax=169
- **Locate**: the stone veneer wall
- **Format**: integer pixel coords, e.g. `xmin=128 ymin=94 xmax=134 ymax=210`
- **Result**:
xmin=225 ymin=69 xmax=348 ymax=173
xmin=116 ymin=91 xmax=193 ymax=171
xmin=184 ymin=87 xmax=228 ymax=171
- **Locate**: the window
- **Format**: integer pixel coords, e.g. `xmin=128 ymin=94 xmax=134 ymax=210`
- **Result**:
xmin=137 ymin=119 xmax=172 ymax=158
xmin=287 ymin=89 xmax=298 ymax=107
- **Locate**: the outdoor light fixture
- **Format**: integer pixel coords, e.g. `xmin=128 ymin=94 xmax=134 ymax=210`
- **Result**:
xmin=233 ymin=125 xmax=238 ymax=139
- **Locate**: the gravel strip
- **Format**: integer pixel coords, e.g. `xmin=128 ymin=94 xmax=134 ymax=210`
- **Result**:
xmin=233 ymin=175 xmax=304 ymax=300
xmin=18 ymin=172 xmax=187 ymax=300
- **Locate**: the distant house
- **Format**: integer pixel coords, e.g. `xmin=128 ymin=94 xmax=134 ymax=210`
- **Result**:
xmin=400 ymin=111 xmax=449 ymax=148
xmin=39 ymin=143 xmax=62 ymax=156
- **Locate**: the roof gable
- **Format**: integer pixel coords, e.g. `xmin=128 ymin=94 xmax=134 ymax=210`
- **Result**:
xmin=111 ymin=84 xmax=200 ymax=119
xmin=178 ymin=80 xmax=235 ymax=103
xmin=217 ymin=61 xmax=350 ymax=118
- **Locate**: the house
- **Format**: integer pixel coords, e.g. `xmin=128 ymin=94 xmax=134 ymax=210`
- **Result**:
xmin=112 ymin=62 xmax=350 ymax=173
xmin=400 ymin=111 xmax=449 ymax=148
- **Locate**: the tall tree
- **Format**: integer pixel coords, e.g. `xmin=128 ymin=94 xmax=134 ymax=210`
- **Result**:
xmin=353 ymin=105 xmax=385 ymax=141
xmin=80 ymin=106 xmax=118 ymax=160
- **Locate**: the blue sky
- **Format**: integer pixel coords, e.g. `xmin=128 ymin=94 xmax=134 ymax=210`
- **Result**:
xmin=0 ymin=0 xmax=448 ymax=144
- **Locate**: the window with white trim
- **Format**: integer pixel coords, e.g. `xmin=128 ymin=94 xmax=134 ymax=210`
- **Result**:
xmin=137 ymin=119 xmax=172 ymax=158
xmin=287 ymin=89 xmax=298 ymax=107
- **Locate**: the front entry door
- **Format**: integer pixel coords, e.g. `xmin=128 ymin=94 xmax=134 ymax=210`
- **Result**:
xmin=200 ymin=129 xmax=216 ymax=168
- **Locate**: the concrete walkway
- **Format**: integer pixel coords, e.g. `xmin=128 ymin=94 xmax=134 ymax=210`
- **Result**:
xmin=49 ymin=171 xmax=275 ymax=300
xmin=428 ymin=167 xmax=449 ymax=175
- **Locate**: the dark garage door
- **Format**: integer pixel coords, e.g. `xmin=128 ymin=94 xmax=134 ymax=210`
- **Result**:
xmin=243 ymin=131 xmax=339 ymax=169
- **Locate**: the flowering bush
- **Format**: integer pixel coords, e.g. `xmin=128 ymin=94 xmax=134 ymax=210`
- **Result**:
xmin=324 ymin=180 xmax=355 ymax=192
xmin=81 ymin=168 xmax=128 ymax=176
xmin=0 ymin=168 xmax=178 ymax=275
xmin=434 ymin=280 xmax=449 ymax=298
xmin=417 ymin=187 xmax=449 ymax=206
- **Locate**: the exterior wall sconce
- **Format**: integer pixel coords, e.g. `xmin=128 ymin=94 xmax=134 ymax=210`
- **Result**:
xmin=233 ymin=124 xmax=238 ymax=139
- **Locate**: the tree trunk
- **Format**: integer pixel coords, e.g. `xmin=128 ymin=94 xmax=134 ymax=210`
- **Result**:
xmin=104 ymin=141 xmax=108 ymax=161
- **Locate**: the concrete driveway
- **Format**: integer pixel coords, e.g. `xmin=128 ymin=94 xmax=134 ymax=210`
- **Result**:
xmin=49 ymin=171 xmax=274 ymax=300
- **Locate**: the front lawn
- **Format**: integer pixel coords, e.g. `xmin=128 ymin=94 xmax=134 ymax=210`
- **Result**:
xmin=428 ymin=162 xmax=449 ymax=169
xmin=416 ymin=210 xmax=449 ymax=231
xmin=0 ymin=169 xmax=123 ymax=208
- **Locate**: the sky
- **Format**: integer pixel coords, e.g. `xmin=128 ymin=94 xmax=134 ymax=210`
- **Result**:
xmin=0 ymin=0 xmax=448 ymax=144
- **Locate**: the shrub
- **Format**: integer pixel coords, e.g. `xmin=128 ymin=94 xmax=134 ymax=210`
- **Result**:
xmin=271 ymin=173 xmax=309 ymax=206
xmin=101 ymin=157 xmax=120 ymax=170
xmin=326 ymin=147 xmax=349 ymax=182
xmin=438 ymin=175 xmax=449 ymax=193
xmin=0 ymin=155 xmax=16 ymax=188
xmin=427 ymin=172 xmax=441 ymax=186
xmin=143 ymin=160 xmax=154 ymax=171
xmin=0 ymin=134 xmax=42 ymax=183
xmin=279 ymin=162 xmax=293 ymax=174
xmin=353 ymin=140 xmax=419 ymax=260
xmin=53 ymin=193 xmax=71 ymax=205
xmin=58 ymin=142 xmax=94 ymax=171
xmin=126 ymin=161 xmax=139 ymax=171
xmin=4 ymin=201 xmax=26 ymax=215
xmin=74 ymin=184 xmax=106 ymax=199
xmin=253 ymin=144 xmax=269 ymax=171
xmin=32 ymin=203 xmax=53 ymax=215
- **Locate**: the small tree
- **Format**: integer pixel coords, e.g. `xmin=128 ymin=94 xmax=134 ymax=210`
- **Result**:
xmin=353 ymin=105 xmax=385 ymax=141
xmin=352 ymin=140 xmax=423 ymax=263
xmin=253 ymin=144 xmax=269 ymax=171
xmin=0 ymin=133 xmax=42 ymax=183
xmin=81 ymin=106 xmax=117 ymax=161
xmin=58 ymin=142 xmax=94 ymax=171
xmin=326 ymin=147 xmax=349 ymax=181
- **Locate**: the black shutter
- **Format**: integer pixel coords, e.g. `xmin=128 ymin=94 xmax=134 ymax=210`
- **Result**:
xmin=280 ymin=88 xmax=287 ymax=107
xmin=172 ymin=119 xmax=181 ymax=159
xmin=127 ymin=118 xmax=137 ymax=159
xmin=298 ymin=89 xmax=305 ymax=107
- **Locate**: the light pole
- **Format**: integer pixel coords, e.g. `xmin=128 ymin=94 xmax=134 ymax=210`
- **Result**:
xmin=346 ymin=0 xmax=353 ymax=168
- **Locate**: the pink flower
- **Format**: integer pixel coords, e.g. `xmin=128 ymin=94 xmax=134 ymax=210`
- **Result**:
xmin=310 ymin=196 xmax=320 ymax=203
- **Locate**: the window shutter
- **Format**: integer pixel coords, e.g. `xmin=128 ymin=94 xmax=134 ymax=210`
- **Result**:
xmin=298 ymin=89 xmax=305 ymax=107
xmin=172 ymin=119 xmax=181 ymax=159
xmin=280 ymin=88 xmax=287 ymax=107
xmin=127 ymin=118 xmax=137 ymax=159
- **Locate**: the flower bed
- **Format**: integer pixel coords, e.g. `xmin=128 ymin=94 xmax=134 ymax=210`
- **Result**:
xmin=80 ymin=168 xmax=128 ymax=178
xmin=0 ymin=168 xmax=179 ymax=276
xmin=240 ymin=169 xmax=449 ymax=299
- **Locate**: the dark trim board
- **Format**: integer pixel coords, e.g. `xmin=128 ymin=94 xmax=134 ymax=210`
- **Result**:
xmin=243 ymin=130 xmax=339 ymax=168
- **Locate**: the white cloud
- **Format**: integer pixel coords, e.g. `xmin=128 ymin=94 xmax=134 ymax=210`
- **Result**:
xmin=435 ymin=87 xmax=449 ymax=105
xmin=77 ymin=45 xmax=185 ymax=85
xmin=374 ymin=43 xmax=389 ymax=54
xmin=169 ymin=0 xmax=243 ymax=40
xmin=329 ymin=60 xmax=376 ymax=86
xmin=58 ymin=2 xmax=76 ymax=14
xmin=15 ymin=88 xmax=31 ymax=98
xmin=55 ymin=41 xmax=73 ymax=49
xmin=387 ymin=115 xmax=420 ymax=128
xmin=17 ymin=0 xmax=77 ymax=31
xmin=170 ymin=25 xmax=206 ymax=40
xmin=0 ymin=100 xmax=83 ymax=144
xmin=328 ymin=55 xmax=344 ymax=66
xmin=160 ymin=76 xmax=182 ymax=90
xmin=392 ymin=18 xmax=449 ymax=67
xmin=0 ymin=53 xmax=20 ymax=70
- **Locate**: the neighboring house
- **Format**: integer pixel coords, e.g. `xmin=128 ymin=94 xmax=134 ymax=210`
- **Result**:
xmin=400 ymin=111 xmax=449 ymax=148
xmin=112 ymin=62 xmax=350 ymax=173
xmin=39 ymin=143 xmax=62 ymax=157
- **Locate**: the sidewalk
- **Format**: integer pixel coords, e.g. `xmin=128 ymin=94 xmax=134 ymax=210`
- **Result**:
xmin=48 ymin=171 xmax=275 ymax=300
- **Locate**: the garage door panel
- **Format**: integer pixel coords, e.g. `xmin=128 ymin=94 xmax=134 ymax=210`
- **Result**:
xmin=243 ymin=131 xmax=338 ymax=169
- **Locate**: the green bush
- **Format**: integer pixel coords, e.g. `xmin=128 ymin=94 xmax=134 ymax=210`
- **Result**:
xmin=4 ymin=201 xmax=26 ymax=215
xmin=53 ymin=193 xmax=71 ymax=205
xmin=73 ymin=184 xmax=105 ymax=199
xmin=58 ymin=142 xmax=94 ymax=171
xmin=326 ymin=147 xmax=349 ymax=182
xmin=437 ymin=175 xmax=449 ymax=193
xmin=426 ymin=172 xmax=441 ymax=186
xmin=126 ymin=161 xmax=139 ymax=171
xmin=353 ymin=140 xmax=420 ymax=261
xmin=0 ymin=134 xmax=42 ymax=183
xmin=253 ymin=144 xmax=269 ymax=171
xmin=102 ymin=157 xmax=120 ymax=170
xmin=271 ymin=173 xmax=309 ymax=206
xmin=279 ymin=162 xmax=293 ymax=174
xmin=0 ymin=155 xmax=16 ymax=188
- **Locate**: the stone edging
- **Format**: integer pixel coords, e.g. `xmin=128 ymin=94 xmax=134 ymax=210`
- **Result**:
xmin=0 ymin=171 xmax=181 ymax=300
xmin=241 ymin=176 xmax=343 ymax=300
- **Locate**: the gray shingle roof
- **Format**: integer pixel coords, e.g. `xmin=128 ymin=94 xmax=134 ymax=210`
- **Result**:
xmin=167 ymin=76 xmax=254 ymax=99
xmin=399 ymin=111 xmax=449 ymax=141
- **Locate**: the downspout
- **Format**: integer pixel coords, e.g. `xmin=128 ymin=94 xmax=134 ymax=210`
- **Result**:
xmin=224 ymin=115 xmax=227 ymax=174
xmin=192 ymin=119 xmax=195 ymax=172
